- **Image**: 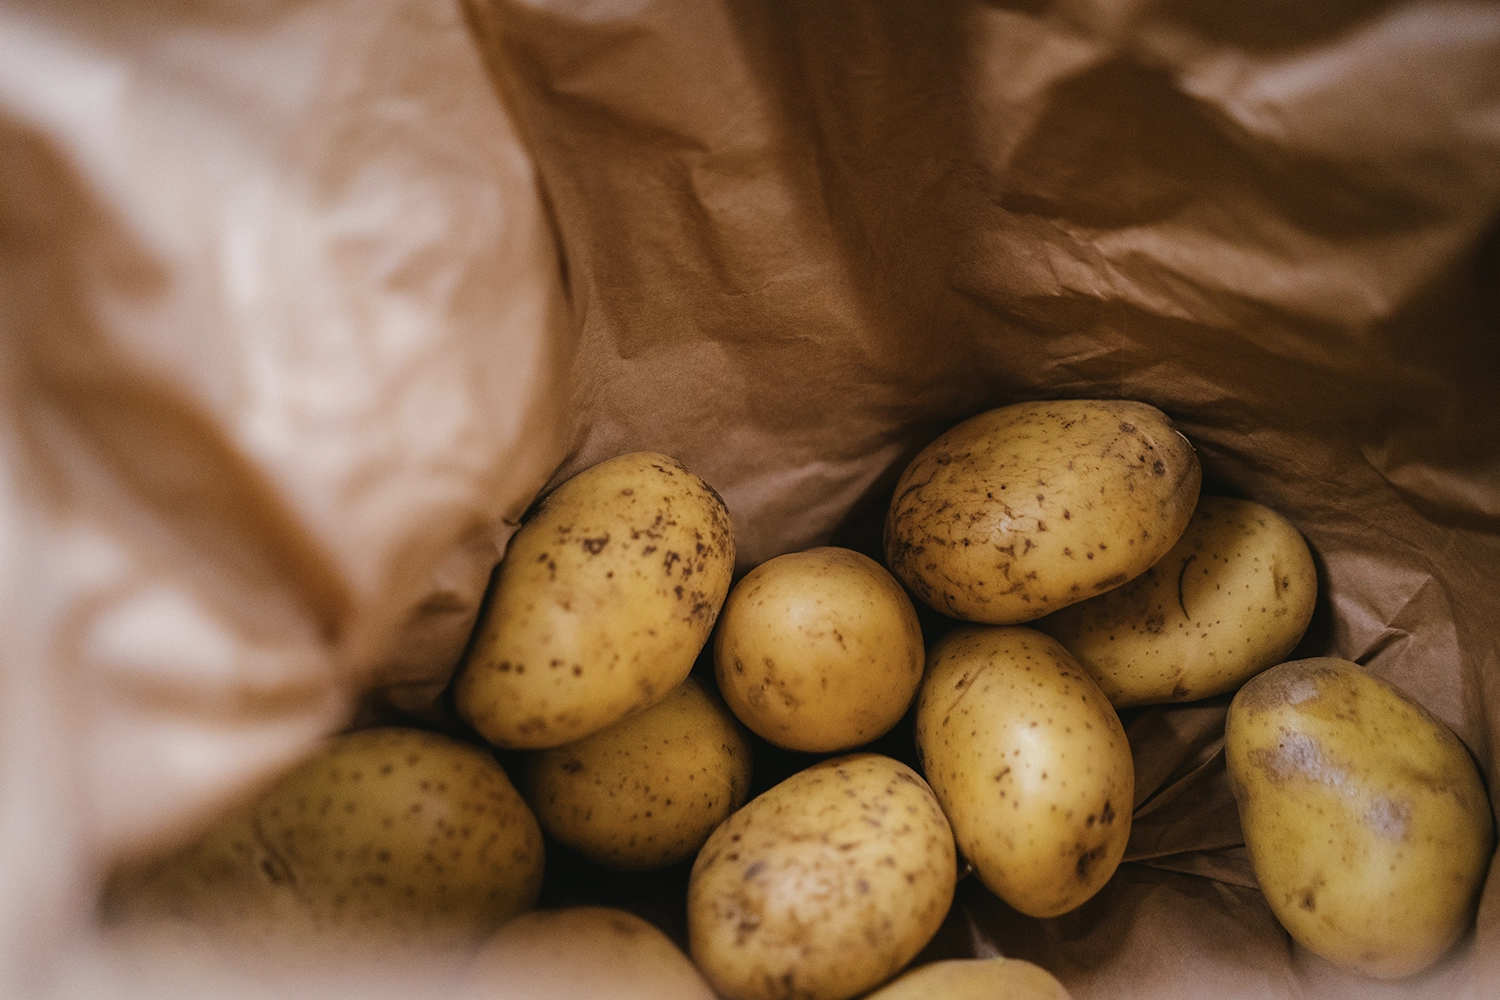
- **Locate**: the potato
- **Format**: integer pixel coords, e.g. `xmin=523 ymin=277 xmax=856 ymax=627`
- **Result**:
xmin=687 ymin=753 xmax=956 ymax=1000
xmin=1037 ymin=496 xmax=1317 ymax=707
xmin=915 ymin=626 xmax=1133 ymax=918
xmin=522 ymin=676 xmax=753 ymax=871
xmin=460 ymin=906 xmax=716 ymax=1000
xmin=455 ymin=452 xmax=735 ymax=749
xmin=712 ymin=546 xmax=925 ymax=752
xmin=107 ymin=727 xmax=544 ymax=950
xmin=885 ymin=399 xmax=1200 ymax=624
xmin=864 ymin=956 xmax=1073 ymax=1000
xmin=1225 ymin=658 xmax=1494 ymax=979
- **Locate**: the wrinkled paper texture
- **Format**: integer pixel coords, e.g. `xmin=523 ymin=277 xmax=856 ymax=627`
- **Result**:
xmin=0 ymin=0 xmax=570 ymax=996
xmin=2 ymin=0 xmax=1499 ymax=997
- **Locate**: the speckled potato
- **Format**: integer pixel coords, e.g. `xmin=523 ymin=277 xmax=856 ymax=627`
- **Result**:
xmin=1225 ymin=658 xmax=1494 ymax=979
xmin=713 ymin=547 xmax=925 ymax=752
xmin=107 ymin=728 xmax=544 ymax=950
xmin=1038 ymin=496 xmax=1317 ymax=707
xmin=455 ymin=452 xmax=735 ymax=749
xmin=461 ymin=906 xmax=717 ymax=1000
xmin=915 ymin=626 xmax=1133 ymax=918
xmin=864 ymin=956 xmax=1073 ymax=1000
xmin=885 ymin=399 xmax=1200 ymax=624
xmin=688 ymin=753 xmax=956 ymax=1000
xmin=522 ymin=676 xmax=753 ymax=871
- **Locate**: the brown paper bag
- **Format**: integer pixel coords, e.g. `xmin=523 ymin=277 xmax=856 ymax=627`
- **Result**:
xmin=3 ymin=0 xmax=1497 ymax=997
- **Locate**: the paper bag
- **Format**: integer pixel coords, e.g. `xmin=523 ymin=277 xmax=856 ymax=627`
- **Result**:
xmin=3 ymin=0 xmax=1498 ymax=997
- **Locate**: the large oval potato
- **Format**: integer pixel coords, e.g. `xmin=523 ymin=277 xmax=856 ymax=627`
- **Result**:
xmin=687 ymin=753 xmax=956 ymax=1000
xmin=107 ymin=728 xmax=545 ymax=951
xmin=713 ymin=546 xmax=925 ymax=752
xmin=1038 ymin=496 xmax=1317 ymax=707
xmin=455 ymin=452 xmax=735 ymax=749
xmin=916 ymin=626 xmax=1133 ymax=918
xmin=885 ymin=399 xmax=1200 ymax=624
xmin=1226 ymin=658 xmax=1494 ymax=979
xmin=460 ymin=906 xmax=716 ymax=1000
xmin=522 ymin=676 xmax=753 ymax=871
xmin=864 ymin=956 xmax=1072 ymax=1000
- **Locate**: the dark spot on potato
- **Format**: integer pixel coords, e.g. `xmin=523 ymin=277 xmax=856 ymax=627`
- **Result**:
xmin=743 ymin=860 xmax=767 ymax=880
xmin=581 ymin=535 xmax=609 ymax=554
xmin=1075 ymin=844 xmax=1107 ymax=880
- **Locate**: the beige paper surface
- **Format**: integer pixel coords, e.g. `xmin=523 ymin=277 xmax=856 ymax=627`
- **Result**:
xmin=3 ymin=0 xmax=1498 ymax=997
xmin=0 ymin=0 xmax=569 ymax=996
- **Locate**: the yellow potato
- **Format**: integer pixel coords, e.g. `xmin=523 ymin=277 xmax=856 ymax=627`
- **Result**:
xmin=1225 ymin=658 xmax=1494 ymax=979
xmin=455 ymin=452 xmax=735 ymax=749
xmin=713 ymin=546 xmax=925 ymax=752
xmin=461 ymin=906 xmax=716 ymax=1000
xmin=107 ymin=727 xmax=544 ymax=951
xmin=915 ymin=626 xmax=1133 ymax=918
xmin=1038 ymin=496 xmax=1317 ymax=707
xmin=864 ymin=956 xmax=1073 ymax=1000
xmin=885 ymin=399 xmax=1200 ymax=624
xmin=522 ymin=676 xmax=753 ymax=871
xmin=688 ymin=753 xmax=956 ymax=1000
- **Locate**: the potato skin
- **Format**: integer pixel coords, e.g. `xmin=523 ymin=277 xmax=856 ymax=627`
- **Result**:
xmin=687 ymin=753 xmax=956 ymax=1000
xmin=108 ymin=728 xmax=544 ymax=950
xmin=1225 ymin=658 xmax=1494 ymax=979
xmin=863 ymin=957 xmax=1073 ymax=1000
xmin=522 ymin=676 xmax=753 ymax=871
xmin=713 ymin=547 xmax=925 ymax=752
xmin=885 ymin=400 xmax=1199 ymax=624
xmin=915 ymin=626 xmax=1133 ymax=918
xmin=1038 ymin=496 xmax=1317 ymax=707
xmin=462 ymin=906 xmax=717 ymax=1000
xmin=455 ymin=452 xmax=735 ymax=749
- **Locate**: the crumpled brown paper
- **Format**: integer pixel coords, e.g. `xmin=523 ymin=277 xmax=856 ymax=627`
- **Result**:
xmin=0 ymin=1 xmax=569 ymax=996
xmin=4 ymin=0 xmax=1499 ymax=997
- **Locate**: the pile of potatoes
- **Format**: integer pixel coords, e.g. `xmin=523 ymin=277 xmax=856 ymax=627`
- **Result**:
xmin=108 ymin=403 xmax=1494 ymax=998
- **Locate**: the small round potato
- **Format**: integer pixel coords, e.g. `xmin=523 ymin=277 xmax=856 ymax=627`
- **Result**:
xmin=107 ymin=728 xmax=544 ymax=950
xmin=455 ymin=452 xmax=735 ymax=749
xmin=1038 ymin=496 xmax=1317 ymax=707
xmin=1226 ymin=658 xmax=1494 ymax=979
xmin=713 ymin=547 xmax=925 ymax=752
xmin=688 ymin=753 xmax=956 ymax=1000
xmin=915 ymin=626 xmax=1133 ymax=918
xmin=864 ymin=956 xmax=1073 ymax=1000
xmin=461 ymin=906 xmax=717 ymax=1000
xmin=522 ymin=676 xmax=754 ymax=871
xmin=885 ymin=399 xmax=1200 ymax=624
